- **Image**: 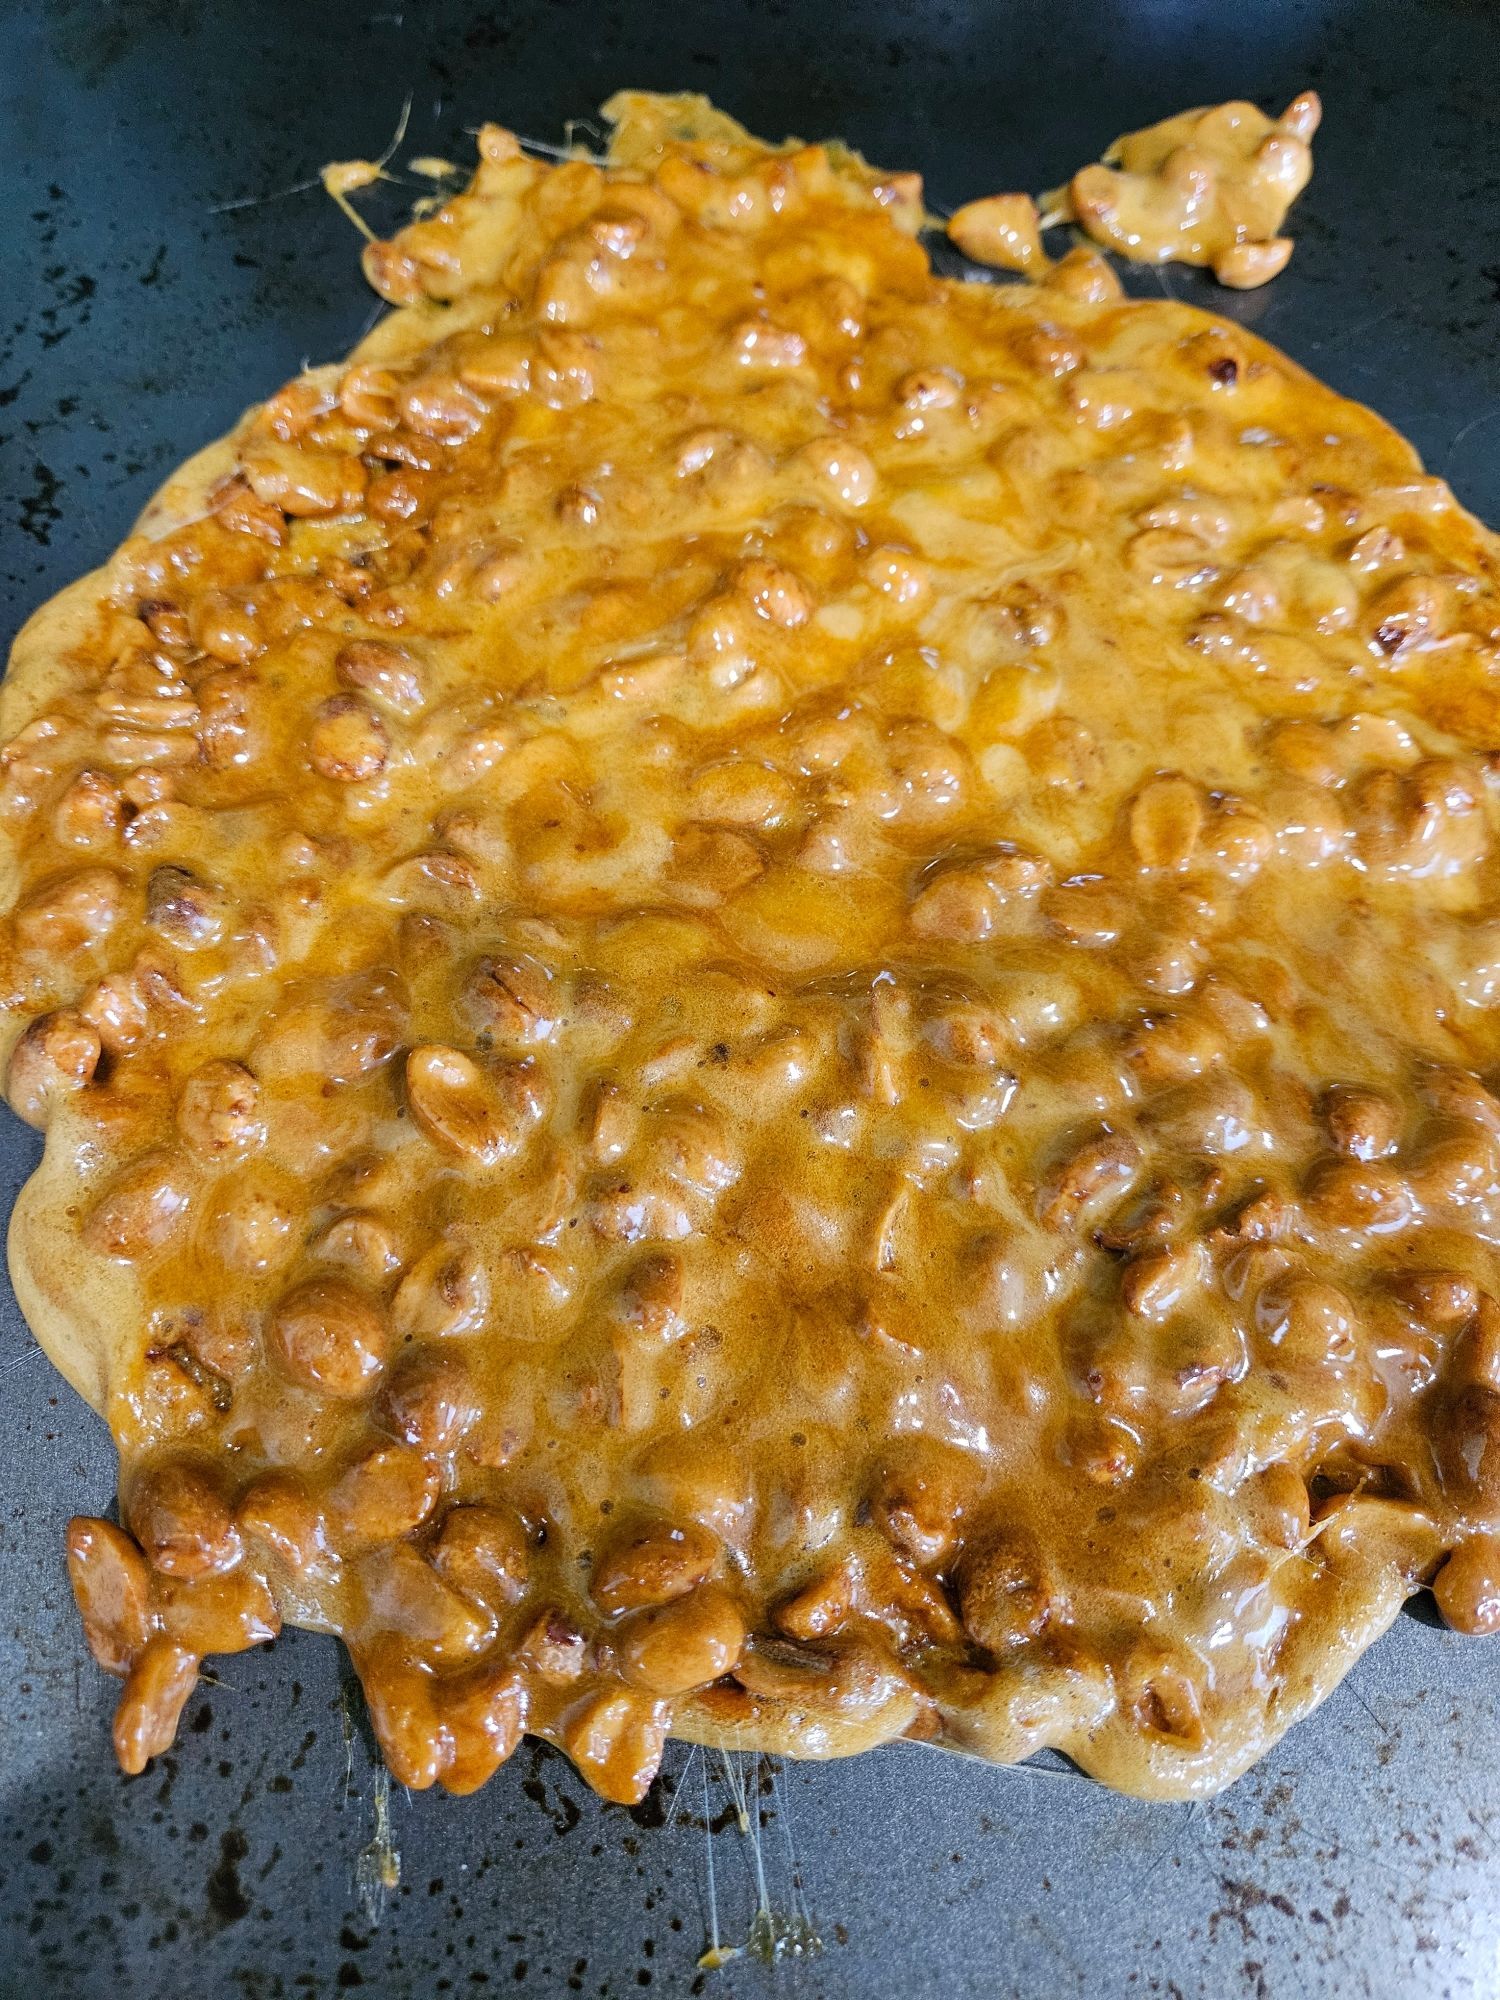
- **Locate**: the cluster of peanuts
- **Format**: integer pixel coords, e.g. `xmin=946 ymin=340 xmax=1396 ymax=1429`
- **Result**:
xmin=1052 ymin=91 xmax=1323 ymax=289
xmin=5 ymin=91 xmax=1500 ymax=1802
xmin=949 ymin=91 xmax=1321 ymax=291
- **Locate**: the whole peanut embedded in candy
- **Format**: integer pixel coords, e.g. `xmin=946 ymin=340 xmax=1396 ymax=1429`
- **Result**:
xmin=946 ymin=192 xmax=1047 ymax=273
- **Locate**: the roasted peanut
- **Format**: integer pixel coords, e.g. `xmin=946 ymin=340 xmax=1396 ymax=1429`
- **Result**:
xmin=359 ymin=1543 xmax=497 ymax=1665
xmin=430 ymin=1503 xmax=529 ymax=1607
xmin=619 ymin=1585 xmax=746 ymax=1694
xmin=1321 ymin=1084 xmax=1401 ymax=1161
xmin=947 ymin=193 xmax=1045 ymax=272
xmin=461 ymin=954 xmax=557 ymax=1047
xmin=113 ymin=1639 xmax=200 ymax=1775
xmin=1039 ymin=1128 xmax=1140 ymax=1230
xmin=308 ymin=696 xmax=389 ymax=781
xmin=268 ymin=1279 xmax=388 ymax=1397
xmin=236 ymin=1471 xmax=328 ymax=1574
xmin=129 ymin=1459 xmax=242 ymax=1579
xmin=392 ymin=1238 xmax=491 ymax=1340
xmin=440 ymin=1660 xmax=529 ymax=1794
xmin=84 ymin=1153 xmax=191 ymax=1259
xmin=152 ymin=1568 xmax=280 ymax=1656
xmin=6 ymin=1010 xmax=100 ymax=1126
xmin=66 ymin=1517 xmax=150 ymax=1675
xmin=176 ymin=1060 xmax=263 ymax=1159
xmin=375 ymin=1347 xmax=479 ymax=1453
xmin=1128 ymin=776 xmax=1204 ymax=871
xmin=354 ymin=1639 xmax=445 ymax=1788
xmin=329 ymin=1443 xmax=440 ymax=1546
xmin=591 ymin=1519 xmax=718 ymax=1615
xmin=312 ymin=1209 xmax=403 ymax=1281
xmin=212 ymin=1177 xmax=296 ymax=1275
xmin=15 ymin=866 xmax=124 ymax=956
xmin=870 ymin=1448 xmax=974 ymax=1568
xmin=1435 ymin=1384 xmax=1500 ymax=1508
xmin=146 ymin=865 xmax=226 ymax=949
xmin=336 ymin=639 xmax=425 ymax=716
xmin=1302 ymin=1158 xmax=1414 ymax=1234
xmin=405 ymin=1046 xmax=540 ymax=1164
xmin=1252 ymin=1462 xmax=1311 ymax=1551
xmin=958 ymin=1531 xmax=1056 ymax=1651
xmin=774 ymin=1561 xmax=856 ymax=1642
xmin=520 ymin=1606 xmax=589 ymax=1684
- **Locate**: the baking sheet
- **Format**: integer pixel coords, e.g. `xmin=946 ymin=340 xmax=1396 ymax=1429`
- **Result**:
xmin=2 ymin=1 xmax=1499 ymax=1993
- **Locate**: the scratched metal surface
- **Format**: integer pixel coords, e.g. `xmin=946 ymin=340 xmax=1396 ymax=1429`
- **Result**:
xmin=2 ymin=1 xmax=1499 ymax=1994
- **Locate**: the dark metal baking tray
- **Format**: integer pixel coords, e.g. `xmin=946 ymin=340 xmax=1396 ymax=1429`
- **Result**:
xmin=2 ymin=2 xmax=1499 ymax=1993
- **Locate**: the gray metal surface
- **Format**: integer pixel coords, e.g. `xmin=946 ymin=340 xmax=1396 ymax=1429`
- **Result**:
xmin=2 ymin=2 xmax=1499 ymax=1994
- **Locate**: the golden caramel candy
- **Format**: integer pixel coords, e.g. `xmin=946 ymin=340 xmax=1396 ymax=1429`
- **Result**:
xmin=1 ymin=88 xmax=1496 ymax=1810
